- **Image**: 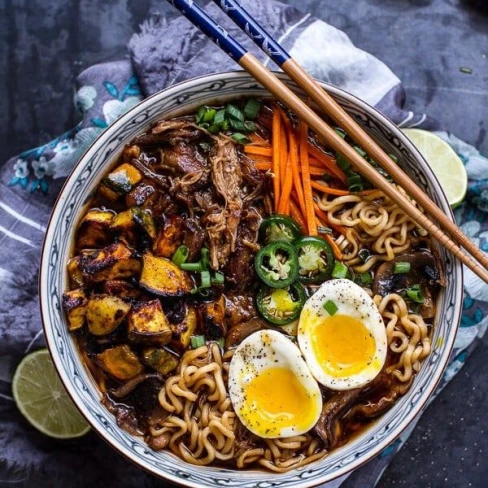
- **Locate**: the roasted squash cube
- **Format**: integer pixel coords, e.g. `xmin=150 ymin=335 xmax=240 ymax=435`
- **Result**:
xmin=123 ymin=145 xmax=141 ymax=162
xmin=171 ymin=305 xmax=197 ymax=349
xmin=76 ymin=209 xmax=114 ymax=249
xmin=62 ymin=289 xmax=87 ymax=331
xmin=97 ymin=183 xmax=121 ymax=202
xmin=110 ymin=209 xmax=135 ymax=234
xmin=102 ymin=163 xmax=143 ymax=195
xmin=96 ymin=345 xmax=144 ymax=381
xmin=103 ymin=280 xmax=141 ymax=300
xmin=80 ymin=243 xmax=141 ymax=282
xmin=152 ymin=216 xmax=184 ymax=258
xmin=142 ymin=347 xmax=178 ymax=376
xmin=86 ymin=294 xmax=131 ymax=336
xmin=201 ymin=295 xmax=226 ymax=339
xmin=127 ymin=299 xmax=172 ymax=345
xmin=67 ymin=256 xmax=84 ymax=288
xmin=140 ymin=254 xmax=192 ymax=297
xmin=132 ymin=207 xmax=157 ymax=241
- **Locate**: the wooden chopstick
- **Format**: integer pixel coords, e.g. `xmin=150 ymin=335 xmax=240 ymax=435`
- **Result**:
xmin=214 ymin=0 xmax=488 ymax=273
xmin=167 ymin=0 xmax=488 ymax=284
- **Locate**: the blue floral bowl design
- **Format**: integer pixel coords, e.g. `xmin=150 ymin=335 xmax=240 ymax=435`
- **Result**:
xmin=39 ymin=72 xmax=463 ymax=487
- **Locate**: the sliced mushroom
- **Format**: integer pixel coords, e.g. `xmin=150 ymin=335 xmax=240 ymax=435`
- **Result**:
xmin=372 ymin=250 xmax=444 ymax=319
xmin=225 ymin=318 xmax=268 ymax=349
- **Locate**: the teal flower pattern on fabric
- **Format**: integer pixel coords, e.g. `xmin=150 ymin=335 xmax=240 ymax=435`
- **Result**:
xmin=8 ymin=77 xmax=142 ymax=194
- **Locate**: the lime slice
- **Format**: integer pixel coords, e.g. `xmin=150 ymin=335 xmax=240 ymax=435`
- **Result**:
xmin=12 ymin=349 xmax=90 ymax=439
xmin=402 ymin=128 xmax=468 ymax=208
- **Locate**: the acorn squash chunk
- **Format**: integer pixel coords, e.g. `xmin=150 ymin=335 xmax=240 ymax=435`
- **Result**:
xmin=76 ymin=209 xmax=114 ymax=248
xmin=142 ymin=347 xmax=178 ymax=376
xmin=171 ymin=305 xmax=197 ymax=350
xmin=128 ymin=299 xmax=172 ymax=345
xmin=96 ymin=345 xmax=144 ymax=381
xmin=62 ymin=289 xmax=87 ymax=331
xmin=140 ymin=254 xmax=192 ymax=297
xmin=80 ymin=242 xmax=141 ymax=283
xmin=102 ymin=163 xmax=143 ymax=195
xmin=86 ymin=294 xmax=131 ymax=336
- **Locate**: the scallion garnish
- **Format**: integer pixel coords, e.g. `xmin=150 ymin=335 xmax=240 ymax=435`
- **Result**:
xmin=200 ymin=271 xmax=211 ymax=288
xmin=317 ymin=225 xmax=333 ymax=234
xmin=225 ymin=104 xmax=245 ymax=121
xmin=203 ymin=108 xmax=216 ymax=123
xmin=332 ymin=261 xmax=348 ymax=279
xmin=360 ymin=271 xmax=373 ymax=285
xmin=229 ymin=119 xmax=248 ymax=132
xmin=196 ymin=106 xmax=207 ymax=124
xmin=336 ymin=154 xmax=351 ymax=171
xmin=232 ymin=133 xmax=251 ymax=144
xmin=394 ymin=262 xmax=411 ymax=274
xmin=216 ymin=337 xmax=225 ymax=348
xmin=358 ymin=249 xmax=370 ymax=263
xmin=180 ymin=262 xmax=204 ymax=272
xmin=243 ymin=99 xmax=261 ymax=119
xmin=353 ymin=146 xmax=367 ymax=158
xmin=200 ymin=247 xmax=210 ymax=271
xmin=406 ymin=284 xmax=424 ymax=303
xmin=190 ymin=335 xmax=206 ymax=349
xmin=171 ymin=245 xmax=189 ymax=266
xmin=334 ymin=127 xmax=347 ymax=139
xmin=213 ymin=109 xmax=226 ymax=127
xmin=212 ymin=272 xmax=225 ymax=285
xmin=389 ymin=153 xmax=398 ymax=163
xmin=323 ymin=300 xmax=338 ymax=316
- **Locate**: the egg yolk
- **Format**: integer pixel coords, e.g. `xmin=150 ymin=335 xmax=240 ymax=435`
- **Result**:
xmin=310 ymin=314 xmax=377 ymax=378
xmin=238 ymin=367 xmax=318 ymax=437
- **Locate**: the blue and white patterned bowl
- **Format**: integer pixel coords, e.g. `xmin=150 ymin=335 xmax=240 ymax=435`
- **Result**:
xmin=39 ymin=72 xmax=463 ymax=487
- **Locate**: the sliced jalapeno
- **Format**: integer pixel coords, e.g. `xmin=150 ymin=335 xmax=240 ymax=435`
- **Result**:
xmin=294 ymin=236 xmax=335 ymax=284
xmin=259 ymin=215 xmax=302 ymax=244
xmin=256 ymin=282 xmax=307 ymax=325
xmin=254 ymin=241 xmax=299 ymax=288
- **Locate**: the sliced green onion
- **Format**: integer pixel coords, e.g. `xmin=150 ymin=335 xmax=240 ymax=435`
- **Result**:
xmin=203 ymin=108 xmax=216 ymax=123
xmin=244 ymin=121 xmax=258 ymax=132
xmin=349 ymin=183 xmax=363 ymax=192
xmin=232 ymin=133 xmax=251 ymax=144
xmin=406 ymin=284 xmax=424 ymax=303
xmin=358 ymin=249 xmax=370 ymax=263
xmin=207 ymin=124 xmax=221 ymax=134
xmin=216 ymin=337 xmax=225 ymax=348
xmin=347 ymin=174 xmax=363 ymax=192
xmin=200 ymin=271 xmax=211 ymax=288
xmin=336 ymin=154 xmax=351 ymax=171
xmin=180 ymin=262 xmax=204 ymax=272
xmin=334 ymin=127 xmax=347 ymax=139
xmin=243 ymin=99 xmax=261 ymax=119
xmin=389 ymin=153 xmax=398 ymax=163
xmin=323 ymin=300 xmax=338 ymax=316
xmin=226 ymin=104 xmax=245 ymax=121
xmin=212 ymin=272 xmax=225 ymax=285
xmin=332 ymin=261 xmax=348 ymax=279
xmin=171 ymin=245 xmax=189 ymax=266
xmin=196 ymin=106 xmax=207 ymax=123
xmin=360 ymin=271 xmax=373 ymax=285
xmin=190 ymin=335 xmax=206 ymax=349
xmin=221 ymin=120 xmax=230 ymax=131
xmin=214 ymin=109 xmax=226 ymax=127
xmin=394 ymin=262 xmax=411 ymax=274
xmin=200 ymin=247 xmax=210 ymax=271
xmin=229 ymin=119 xmax=248 ymax=132
xmin=317 ymin=226 xmax=332 ymax=234
xmin=353 ymin=146 xmax=367 ymax=158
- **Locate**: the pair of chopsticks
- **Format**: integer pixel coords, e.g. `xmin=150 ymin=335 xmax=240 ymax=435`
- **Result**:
xmin=167 ymin=0 xmax=488 ymax=284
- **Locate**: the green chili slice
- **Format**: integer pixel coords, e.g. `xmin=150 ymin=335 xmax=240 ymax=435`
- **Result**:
xmin=254 ymin=241 xmax=299 ymax=288
xmin=256 ymin=282 xmax=307 ymax=325
xmin=259 ymin=215 xmax=302 ymax=244
xmin=294 ymin=236 xmax=335 ymax=284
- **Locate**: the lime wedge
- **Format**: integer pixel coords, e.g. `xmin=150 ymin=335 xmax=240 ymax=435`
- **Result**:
xmin=12 ymin=349 xmax=90 ymax=439
xmin=402 ymin=129 xmax=468 ymax=208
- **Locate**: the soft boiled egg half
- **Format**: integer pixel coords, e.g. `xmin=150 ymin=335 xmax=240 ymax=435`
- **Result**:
xmin=228 ymin=330 xmax=322 ymax=438
xmin=298 ymin=279 xmax=387 ymax=391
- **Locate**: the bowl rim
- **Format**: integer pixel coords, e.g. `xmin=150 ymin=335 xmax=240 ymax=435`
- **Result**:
xmin=39 ymin=70 xmax=463 ymax=488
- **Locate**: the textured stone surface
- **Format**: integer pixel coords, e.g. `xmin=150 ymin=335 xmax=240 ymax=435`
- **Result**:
xmin=0 ymin=0 xmax=487 ymax=486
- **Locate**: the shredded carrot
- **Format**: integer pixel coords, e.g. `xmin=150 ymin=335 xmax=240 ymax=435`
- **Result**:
xmin=244 ymin=145 xmax=273 ymax=156
xmin=308 ymin=144 xmax=347 ymax=184
xmin=272 ymin=108 xmax=281 ymax=210
xmin=280 ymin=121 xmax=288 ymax=200
xmin=255 ymin=161 xmax=272 ymax=171
xmin=290 ymin=199 xmax=308 ymax=234
xmin=311 ymin=181 xmax=351 ymax=196
xmin=316 ymin=217 xmax=343 ymax=260
xmin=313 ymin=201 xmax=347 ymax=235
xmin=278 ymin=154 xmax=293 ymax=214
xmin=299 ymin=122 xmax=317 ymax=236
xmin=248 ymin=132 xmax=271 ymax=146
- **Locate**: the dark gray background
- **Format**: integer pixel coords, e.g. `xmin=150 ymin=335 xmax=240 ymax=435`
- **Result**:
xmin=1 ymin=0 xmax=487 ymax=487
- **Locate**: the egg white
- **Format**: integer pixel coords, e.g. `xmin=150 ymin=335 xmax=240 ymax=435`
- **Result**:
xmin=298 ymin=279 xmax=387 ymax=391
xmin=228 ymin=329 xmax=322 ymax=438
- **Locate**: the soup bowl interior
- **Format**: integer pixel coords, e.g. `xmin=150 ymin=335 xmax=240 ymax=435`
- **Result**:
xmin=40 ymin=72 xmax=463 ymax=488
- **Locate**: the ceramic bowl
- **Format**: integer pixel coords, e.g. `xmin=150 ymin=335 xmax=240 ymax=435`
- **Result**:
xmin=39 ymin=72 xmax=463 ymax=487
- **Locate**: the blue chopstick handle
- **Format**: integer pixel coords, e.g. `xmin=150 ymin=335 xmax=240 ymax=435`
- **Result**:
xmin=214 ymin=0 xmax=290 ymax=66
xmin=167 ymin=0 xmax=247 ymax=62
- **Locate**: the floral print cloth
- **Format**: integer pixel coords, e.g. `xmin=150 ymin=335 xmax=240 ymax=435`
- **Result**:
xmin=0 ymin=1 xmax=486 ymax=487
